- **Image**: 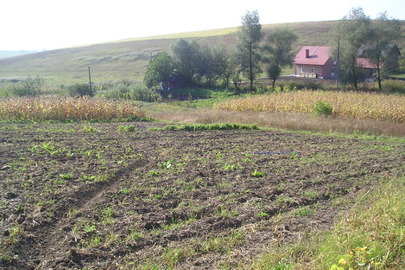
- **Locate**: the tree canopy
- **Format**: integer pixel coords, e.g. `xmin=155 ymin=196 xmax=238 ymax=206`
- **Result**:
xmin=236 ymin=10 xmax=263 ymax=90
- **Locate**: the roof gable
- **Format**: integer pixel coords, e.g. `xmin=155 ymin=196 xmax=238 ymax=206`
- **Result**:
xmin=294 ymin=46 xmax=332 ymax=66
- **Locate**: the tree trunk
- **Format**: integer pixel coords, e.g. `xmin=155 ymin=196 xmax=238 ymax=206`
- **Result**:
xmin=249 ymin=43 xmax=253 ymax=91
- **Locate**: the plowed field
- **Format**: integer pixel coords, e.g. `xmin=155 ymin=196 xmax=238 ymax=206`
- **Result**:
xmin=1 ymin=122 xmax=404 ymax=269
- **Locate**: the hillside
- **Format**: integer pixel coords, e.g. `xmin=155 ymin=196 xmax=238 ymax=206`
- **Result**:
xmin=0 ymin=21 xmax=404 ymax=84
xmin=0 ymin=50 xmax=37 ymax=59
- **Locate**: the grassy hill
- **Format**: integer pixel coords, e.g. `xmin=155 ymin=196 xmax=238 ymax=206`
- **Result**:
xmin=0 ymin=50 xmax=37 ymax=59
xmin=0 ymin=21 xmax=404 ymax=84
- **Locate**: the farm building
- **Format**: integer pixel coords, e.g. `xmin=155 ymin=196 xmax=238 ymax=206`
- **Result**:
xmin=356 ymin=43 xmax=401 ymax=79
xmin=294 ymin=44 xmax=401 ymax=80
xmin=294 ymin=46 xmax=336 ymax=79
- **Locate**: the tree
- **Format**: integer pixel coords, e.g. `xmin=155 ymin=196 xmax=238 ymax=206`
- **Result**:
xmin=236 ymin=10 xmax=263 ymax=90
xmin=331 ymin=7 xmax=372 ymax=90
xmin=363 ymin=12 xmax=401 ymax=90
xmin=171 ymin=39 xmax=201 ymax=87
xmin=262 ymin=28 xmax=297 ymax=88
xmin=144 ymin=52 xmax=176 ymax=89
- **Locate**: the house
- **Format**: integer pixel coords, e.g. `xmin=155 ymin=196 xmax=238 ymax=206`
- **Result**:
xmin=294 ymin=46 xmax=335 ymax=79
xmin=356 ymin=43 xmax=401 ymax=79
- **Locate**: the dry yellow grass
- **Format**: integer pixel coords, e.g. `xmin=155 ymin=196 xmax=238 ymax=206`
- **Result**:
xmin=215 ymin=91 xmax=405 ymax=123
xmin=150 ymin=109 xmax=405 ymax=137
xmin=0 ymin=97 xmax=146 ymax=121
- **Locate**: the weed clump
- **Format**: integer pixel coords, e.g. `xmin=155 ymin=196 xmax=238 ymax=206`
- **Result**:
xmin=158 ymin=123 xmax=259 ymax=131
xmin=312 ymin=100 xmax=333 ymax=117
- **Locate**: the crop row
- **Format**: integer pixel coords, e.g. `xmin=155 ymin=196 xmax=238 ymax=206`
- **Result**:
xmin=0 ymin=97 xmax=147 ymax=121
xmin=215 ymin=91 xmax=405 ymax=122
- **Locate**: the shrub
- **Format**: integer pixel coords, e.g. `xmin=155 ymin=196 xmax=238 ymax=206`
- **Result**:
xmin=12 ymin=77 xmax=43 ymax=97
xmin=68 ymin=83 xmax=95 ymax=97
xmin=118 ymin=125 xmax=137 ymax=132
xmin=312 ymin=100 xmax=333 ymax=117
xmin=105 ymin=83 xmax=161 ymax=102
xmin=130 ymin=83 xmax=161 ymax=102
xmin=105 ymin=83 xmax=131 ymax=100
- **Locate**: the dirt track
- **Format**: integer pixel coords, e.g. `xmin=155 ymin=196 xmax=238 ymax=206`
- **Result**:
xmin=1 ymin=122 xmax=404 ymax=269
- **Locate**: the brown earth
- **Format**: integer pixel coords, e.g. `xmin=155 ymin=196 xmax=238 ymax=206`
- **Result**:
xmin=0 ymin=122 xmax=404 ymax=269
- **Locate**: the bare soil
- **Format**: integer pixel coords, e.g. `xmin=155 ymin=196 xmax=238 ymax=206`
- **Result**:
xmin=0 ymin=122 xmax=404 ymax=269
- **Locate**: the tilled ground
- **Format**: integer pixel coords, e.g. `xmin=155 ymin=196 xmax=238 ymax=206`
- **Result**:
xmin=0 ymin=122 xmax=404 ymax=269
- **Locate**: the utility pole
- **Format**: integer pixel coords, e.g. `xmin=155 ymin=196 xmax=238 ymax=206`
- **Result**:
xmin=88 ymin=66 xmax=92 ymax=93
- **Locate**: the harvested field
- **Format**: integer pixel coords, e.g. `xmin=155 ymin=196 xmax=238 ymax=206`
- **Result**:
xmin=0 ymin=122 xmax=404 ymax=269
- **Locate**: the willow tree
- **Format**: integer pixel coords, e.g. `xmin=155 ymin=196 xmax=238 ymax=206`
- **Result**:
xmin=363 ymin=12 xmax=401 ymax=90
xmin=236 ymin=10 xmax=263 ymax=90
xmin=262 ymin=28 xmax=298 ymax=88
xmin=331 ymin=7 xmax=372 ymax=90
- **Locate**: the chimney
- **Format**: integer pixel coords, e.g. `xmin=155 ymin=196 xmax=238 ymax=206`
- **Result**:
xmin=305 ymin=49 xmax=310 ymax=58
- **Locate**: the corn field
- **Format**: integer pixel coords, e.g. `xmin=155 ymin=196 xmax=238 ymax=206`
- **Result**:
xmin=0 ymin=97 xmax=147 ymax=121
xmin=215 ymin=91 xmax=405 ymax=123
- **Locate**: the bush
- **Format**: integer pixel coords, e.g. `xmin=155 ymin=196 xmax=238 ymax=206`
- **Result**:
xmin=105 ymin=83 xmax=131 ymax=100
xmin=129 ymin=83 xmax=161 ymax=102
xmin=312 ymin=100 xmax=333 ymax=117
xmin=12 ymin=77 xmax=43 ymax=97
xmin=105 ymin=83 xmax=161 ymax=102
xmin=68 ymin=83 xmax=95 ymax=97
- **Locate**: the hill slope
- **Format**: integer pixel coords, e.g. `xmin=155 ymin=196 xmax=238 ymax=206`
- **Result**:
xmin=0 ymin=21 xmax=403 ymax=84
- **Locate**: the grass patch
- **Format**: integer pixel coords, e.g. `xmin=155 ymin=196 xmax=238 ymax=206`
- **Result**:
xmin=250 ymin=176 xmax=405 ymax=269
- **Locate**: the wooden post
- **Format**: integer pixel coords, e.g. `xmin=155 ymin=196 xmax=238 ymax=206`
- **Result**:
xmin=88 ymin=66 xmax=92 ymax=93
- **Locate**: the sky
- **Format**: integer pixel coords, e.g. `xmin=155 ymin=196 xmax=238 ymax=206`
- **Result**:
xmin=1 ymin=0 xmax=404 ymax=51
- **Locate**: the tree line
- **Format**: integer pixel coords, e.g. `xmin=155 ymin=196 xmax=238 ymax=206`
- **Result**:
xmin=331 ymin=7 xmax=401 ymax=90
xmin=144 ymin=10 xmax=297 ymax=91
xmin=144 ymin=8 xmax=401 ymax=92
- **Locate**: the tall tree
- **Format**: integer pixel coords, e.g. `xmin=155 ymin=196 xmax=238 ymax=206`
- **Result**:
xmin=236 ymin=10 xmax=263 ymax=90
xmin=262 ymin=28 xmax=298 ymax=88
xmin=144 ymin=52 xmax=176 ymax=89
xmin=171 ymin=39 xmax=201 ymax=87
xmin=331 ymin=7 xmax=372 ymax=90
xmin=363 ymin=12 xmax=401 ymax=90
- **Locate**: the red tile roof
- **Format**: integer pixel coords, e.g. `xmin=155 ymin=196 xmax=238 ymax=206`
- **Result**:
xmin=294 ymin=46 xmax=332 ymax=66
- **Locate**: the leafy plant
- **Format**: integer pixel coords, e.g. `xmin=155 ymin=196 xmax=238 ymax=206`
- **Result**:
xmin=118 ymin=125 xmax=137 ymax=132
xmin=251 ymin=170 xmax=265 ymax=177
xmin=68 ymin=83 xmax=95 ymax=97
xmin=312 ymin=100 xmax=333 ymax=117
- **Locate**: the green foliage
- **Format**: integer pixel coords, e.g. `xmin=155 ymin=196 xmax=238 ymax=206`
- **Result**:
xmin=331 ymin=7 xmax=372 ymax=90
xmin=144 ymin=52 xmax=176 ymax=88
xmin=158 ymin=123 xmax=259 ymax=131
xmin=263 ymin=28 xmax=298 ymax=88
xmin=312 ymin=100 xmax=333 ymax=117
xmin=12 ymin=76 xmax=43 ymax=97
xmin=118 ymin=125 xmax=137 ymax=132
xmin=130 ymin=83 xmax=161 ymax=102
xmin=236 ymin=10 xmax=263 ymax=90
xmin=68 ymin=83 xmax=94 ymax=97
xmin=105 ymin=82 xmax=161 ymax=102
xmin=251 ymin=170 xmax=265 ymax=177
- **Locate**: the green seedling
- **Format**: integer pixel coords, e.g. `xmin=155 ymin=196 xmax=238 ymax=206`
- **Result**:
xmin=251 ymin=170 xmax=265 ymax=177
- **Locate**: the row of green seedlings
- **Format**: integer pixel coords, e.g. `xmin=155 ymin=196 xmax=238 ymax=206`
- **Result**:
xmin=160 ymin=123 xmax=259 ymax=131
xmin=117 ymin=123 xmax=260 ymax=133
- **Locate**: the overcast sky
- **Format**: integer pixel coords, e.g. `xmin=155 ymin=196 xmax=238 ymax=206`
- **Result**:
xmin=1 ymin=0 xmax=404 ymax=51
